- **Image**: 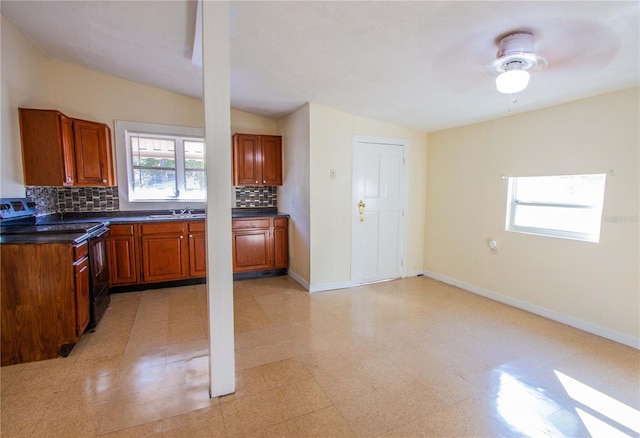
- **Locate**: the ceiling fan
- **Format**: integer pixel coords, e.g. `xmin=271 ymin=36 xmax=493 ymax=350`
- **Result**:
xmin=485 ymin=32 xmax=547 ymax=94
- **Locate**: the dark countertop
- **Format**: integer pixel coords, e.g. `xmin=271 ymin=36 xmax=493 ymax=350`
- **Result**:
xmin=38 ymin=207 xmax=288 ymax=224
xmin=1 ymin=208 xmax=289 ymax=244
xmin=0 ymin=232 xmax=89 ymax=245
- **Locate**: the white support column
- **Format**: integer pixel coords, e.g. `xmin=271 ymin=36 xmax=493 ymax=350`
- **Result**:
xmin=202 ymin=0 xmax=235 ymax=397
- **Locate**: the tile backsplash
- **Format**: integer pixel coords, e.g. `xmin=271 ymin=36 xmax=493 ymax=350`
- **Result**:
xmin=26 ymin=186 xmax=119 ymax=215
xmin=235 ymin=186 xmax=277 ymax=208
xmin=25 ymin=186 xmax=58 ymax=215
xmin=26 ymin=185 xmax=274 ymax=213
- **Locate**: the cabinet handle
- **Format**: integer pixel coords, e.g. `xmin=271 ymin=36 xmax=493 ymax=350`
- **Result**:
xmin=255 ymin=180 xmax=258 ymax=184
xmin=189 ymin=234 xmax=193 ymax=238
xmin=263 ymin=180 xmax=266 ymax=183
xmin=180 ymin=236 xmax=184 ymax=239
xmin=102 ymin=179 xmax=107 ymax=184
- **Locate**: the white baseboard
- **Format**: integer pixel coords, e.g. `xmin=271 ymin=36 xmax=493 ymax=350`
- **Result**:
xmin=406 ymin=269 xmax=424 ymax=277
xmin=422 ymin=270 xmax=639 ymax=350
xmin=305 ymin=270 xmax=429 ymax=294
xmin=309 ymin=281 xmax=355 ymax=293
xmin=287 ymin=270 xmax=310 ymax=291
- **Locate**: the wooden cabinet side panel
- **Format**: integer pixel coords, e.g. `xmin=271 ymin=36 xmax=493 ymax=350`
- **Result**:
xmin=1 ymin=244 xmax=76 ymax=365
xmin=18 ymin=109 xmax=66 ymax=186
xmin=261 ymin=136 xmax=283 ymax=185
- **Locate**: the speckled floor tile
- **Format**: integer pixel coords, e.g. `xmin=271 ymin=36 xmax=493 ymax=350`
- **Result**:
xmin=1 ymin=278 xmax=637 ymax=438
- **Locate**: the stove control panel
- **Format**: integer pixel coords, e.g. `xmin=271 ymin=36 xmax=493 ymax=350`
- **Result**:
xmin=0 ymin=198 xmax=38 ymax=220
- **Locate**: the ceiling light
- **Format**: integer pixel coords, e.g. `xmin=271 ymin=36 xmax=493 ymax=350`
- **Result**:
xmin=486 ymin=32 xmax=546 ymax=94
xmin=496 ymin=64 xmax=530 ymax=94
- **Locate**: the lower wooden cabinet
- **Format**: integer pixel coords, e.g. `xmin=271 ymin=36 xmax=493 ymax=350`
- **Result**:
xmin=232 ymin=217 xmax=288 ymax=273
xmin=109 ymin=220 xmax=207 ymax=287
xmin=74 ymin=255 xmax=91 ymax=338
xmin=1 ymin=240 xmax=90 ymax=365
xmin=140 ymin=222 xmax=189 ymax=283
xmin=107 ymin=216 xmax=288 ymax=287
xmin=188 ymin=222 xmax=207 ymax=277
xmin=273 ymin=217 xmax=288 ymax=269
xmin=109 ymin=224 xmax=139 ymax=286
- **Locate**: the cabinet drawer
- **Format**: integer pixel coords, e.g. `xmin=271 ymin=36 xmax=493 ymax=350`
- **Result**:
xmin=273 ymin=217 xmax=287 ymax=228
xmin=110 ymin=224 xmax=136 ymax=236
xmin=74 ymin=241 xmax=88 ymax=260
xmin=189 ymin=222 xmax=205 ymax=233
xmin=141 ymin=222 xmax=185 ymax=235
xmin=232 ymin=219 xmax=270 ymax=230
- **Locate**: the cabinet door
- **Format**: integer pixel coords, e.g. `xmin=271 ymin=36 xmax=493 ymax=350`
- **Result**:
xmin=188 ymin=222 xmax=206 ymax=277
xmin=72 ymin=119 xmax=112 ymax=186
xmin=19 ymin=108 xmax=69 ymax=186
xmin=233 ymin=134 xmax=262 ymax=185
xmin=141 ymin=223 xmax=188 ymax=283
xmin=272 ymin=218 xmax=288 ymax=269
xmin=261 ymin=136 xmax=283 ymax=185
xmin=74 ymin=257 xmax=91 ymax=337
xmin=109 ymin=225 xmax=139 ymax=286
xmin=189 ymin=235 xmax=207 ymax=277
xmin=60 ymin=115 xmax=76 ymax=186
xmin=232 ymin=229 xmax=271 ymax=272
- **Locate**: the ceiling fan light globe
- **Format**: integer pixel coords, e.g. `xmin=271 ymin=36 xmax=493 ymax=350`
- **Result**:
xmin=496 ymin=70 xmax=530 ymax=94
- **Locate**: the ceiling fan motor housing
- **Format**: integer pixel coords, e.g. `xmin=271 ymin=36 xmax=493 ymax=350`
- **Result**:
xmin=497 ymin=32 xmax=536 ymax=58
xmin=486 ymin=31 xmax=547 ymax=76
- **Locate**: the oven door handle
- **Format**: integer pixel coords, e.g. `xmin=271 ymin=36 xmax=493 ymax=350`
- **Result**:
xmin=92 ymin=228 xmax=109 ymax=239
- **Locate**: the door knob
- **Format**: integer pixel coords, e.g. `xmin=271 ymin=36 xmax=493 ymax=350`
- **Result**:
xmin=358 ymin=200 xmax=366 ymax=214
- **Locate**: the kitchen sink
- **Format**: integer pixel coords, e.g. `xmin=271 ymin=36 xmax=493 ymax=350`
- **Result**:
xmin=148 ymin=213 xmax=206 ymax=220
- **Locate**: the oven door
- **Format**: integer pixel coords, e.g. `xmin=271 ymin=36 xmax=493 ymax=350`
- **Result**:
xmin=88 ymin=227 xmax=110 ymax=328
xmin=90 ymin=228 xmax=110 ymax=292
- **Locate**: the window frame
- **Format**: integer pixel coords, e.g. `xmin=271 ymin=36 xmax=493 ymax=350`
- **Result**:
xmin=115 ymin=121 xmax=205 ymax=203
xmin=505 ymin=174 xmax=607 ymax=243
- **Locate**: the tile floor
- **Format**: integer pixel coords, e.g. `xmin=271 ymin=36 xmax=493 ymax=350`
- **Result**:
xmin=1 ymin=276 xmax=639 ymax=437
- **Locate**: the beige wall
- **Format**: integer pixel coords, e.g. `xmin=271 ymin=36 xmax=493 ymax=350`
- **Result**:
xmin=308 ymin=104 xmax=428 ymax=290
xmin=1 ymin=14 xmax=276 ymax=210
xmin=1 ymin=15 xmax=50 ymax=197
xmin=231 ymin=109 xmax=277 ymax=136
xmin=425 ymin=88 xmax=640 ymax=345
xmin=277 ymin=104 xmax=311 ymax=285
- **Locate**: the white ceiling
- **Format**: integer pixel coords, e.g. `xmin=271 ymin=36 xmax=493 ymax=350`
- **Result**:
xmin=2 ymin=1 xmax=639 ymax=132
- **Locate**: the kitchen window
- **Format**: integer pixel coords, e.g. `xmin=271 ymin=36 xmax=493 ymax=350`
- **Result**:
xmin=505 ymin=174 xmax=607 ymax=242
xmin=116 ymin=121 xmax=205 ymax=202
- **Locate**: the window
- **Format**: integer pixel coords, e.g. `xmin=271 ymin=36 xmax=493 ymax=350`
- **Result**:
xmin=506 ymin=174 xmax=606 ymax=242
xmin=116 ymin=121 xmax=205 ymax=202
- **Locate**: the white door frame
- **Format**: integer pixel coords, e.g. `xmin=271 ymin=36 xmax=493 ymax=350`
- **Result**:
xmin=351 ymin=135 xmax=409 ymax=284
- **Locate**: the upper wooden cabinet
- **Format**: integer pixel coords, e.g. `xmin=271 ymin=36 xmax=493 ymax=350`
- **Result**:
xmin=72 ymin=119 xmax=115 ymax=186
xmin=232 ymin=134 xmax=282 ymax=186
xmin=19 ymin=108 xmax=115 ymax=187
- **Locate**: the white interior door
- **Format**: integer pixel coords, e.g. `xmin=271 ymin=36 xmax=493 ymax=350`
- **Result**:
xmin=351 ymin=136 xmax=407 ymax=285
